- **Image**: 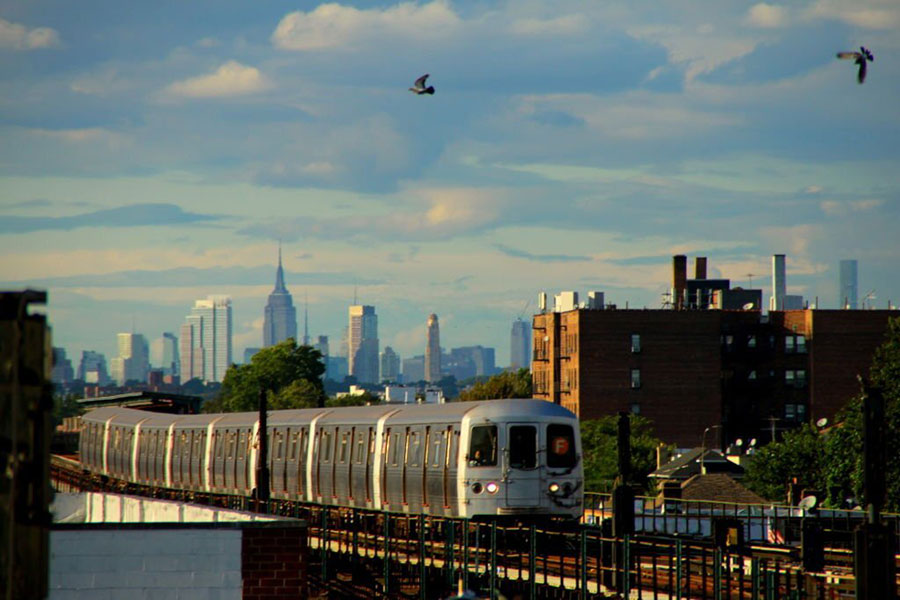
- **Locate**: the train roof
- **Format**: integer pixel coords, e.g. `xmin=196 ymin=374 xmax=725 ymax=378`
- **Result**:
xmin=81 ymin=398 xmax=576 ymax=428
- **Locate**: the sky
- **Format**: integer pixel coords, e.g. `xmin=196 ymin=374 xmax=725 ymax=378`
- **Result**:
xmin=2 ymin=1 xmax=899 ymax=368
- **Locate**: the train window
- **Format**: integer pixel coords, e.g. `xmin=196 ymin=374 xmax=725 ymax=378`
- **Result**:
xmin=276 ymin=431 xmax=284 ymax=460
xmin=468 ymin=426 xmax=497 ymax=467
xmin=547 ymin=424 xmax=577 ymax=469
xmin=431 ymin=432 xmax=443 ymax=468
xmin=408 ymin=430 xmax=421 ymax=467
xmin=320 ymin=430 xmax=332 ymax=463
xmin=509 ymin=426 xmax=537 ymax=469
xmin=290 ymin=431 xmax=298 ymax=460
xmin=227 ymin=431 xmax=235 ymax=459
xmin=339 ymin=431 xmax=350 ymax=464
xmin=216 ymin=432 xmax=223 ymax=458
xmin=390 ymin=433 xmax=400 ymax=466
xmin=367 ymin=429 xmax=375 ymax=466
xmin=355 ymin=434 xmax=365 ymax=465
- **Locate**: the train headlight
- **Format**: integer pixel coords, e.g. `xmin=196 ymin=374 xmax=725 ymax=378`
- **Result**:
xmin=472 ymin=482 xmax=483 ymax=494
xmin=548 ymin=482 xmax=560 ymax=493
xmin=485 ymin=482 xmax=499 ymax=494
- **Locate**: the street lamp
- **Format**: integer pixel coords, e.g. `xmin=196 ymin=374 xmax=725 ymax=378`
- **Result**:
xmin=700 ymin=425 xmax=721 ymax=475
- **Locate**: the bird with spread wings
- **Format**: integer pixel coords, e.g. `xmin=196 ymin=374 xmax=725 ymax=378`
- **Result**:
xmin=836 ymin=46 xmax=874 ymax=84
xmin=409 ymin=74 xmax=435 ymax=95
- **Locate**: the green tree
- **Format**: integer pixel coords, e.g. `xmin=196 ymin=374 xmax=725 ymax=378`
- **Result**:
xmin=580 ymin=415 xmax=669 ymax=493
xmin=52 ymin=392 xmax=84 ymax=426
xmin=744 ymin=424 xmax=825 ymax=502
xmin=211 ymin=339 xmax=325 ymax=412
xmin=327 ymin=392 xmax=375 ymax=407
xmin=743 ymin=317 xmax=900 ymax=510
xmin=457 ymin=368 xmax=531 ymax=401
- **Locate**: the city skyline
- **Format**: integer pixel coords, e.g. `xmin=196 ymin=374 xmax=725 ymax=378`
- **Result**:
xmin=2 ymin=2 xmax=898 ymax=366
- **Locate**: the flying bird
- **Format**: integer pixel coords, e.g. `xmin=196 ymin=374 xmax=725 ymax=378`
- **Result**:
xmin=409 ymin=74 xmax=435 ymax=95
xmin=836 ymin=46 xmax=874 ymax=84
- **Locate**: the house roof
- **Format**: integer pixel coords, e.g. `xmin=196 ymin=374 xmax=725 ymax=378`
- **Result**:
xmin=650 ymin=447 xmax=744 ymax=480
xmin=680 ymin=473 xmax=767 ymax=504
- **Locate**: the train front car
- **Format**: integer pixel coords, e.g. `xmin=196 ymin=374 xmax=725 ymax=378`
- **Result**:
xmin=459 ymin=399 xmax=582 ymax=520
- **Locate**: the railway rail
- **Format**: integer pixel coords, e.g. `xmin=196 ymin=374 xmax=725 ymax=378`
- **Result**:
xmin=51 ymin=455 xmax=899 ymax=599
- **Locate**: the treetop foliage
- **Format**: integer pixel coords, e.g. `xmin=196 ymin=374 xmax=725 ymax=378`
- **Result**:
xmin=206 ymin=339 xmax=326 ymax=413
xmin=456 ymin=368 xmax=532 ymax=401
xmin=580 ymin=415 xmax=670 ymax=494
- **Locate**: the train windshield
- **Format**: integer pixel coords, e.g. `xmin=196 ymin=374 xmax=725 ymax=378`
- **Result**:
xmin=468 ymin=425 xmax=497 ymax=467
xmin=508 ymin=425 xmax=537 ymax=469
xmin=546 ymin=424 xmax=577 ymax=468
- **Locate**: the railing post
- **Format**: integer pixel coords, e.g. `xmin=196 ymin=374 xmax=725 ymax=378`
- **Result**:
xmin=676 ymin=538 xmax=683 ymax=599
xmin=530 ymin=524 xmax=537 ymax=600
xmin=383 ymin=513 xmax=390 ymax=598
xmin=419 ymin=514 xmax=427 ymax=600
xmin=489 ymin=521 xmax=497 ymax=598
xmin=580 ymin=528 xmax=587 ymax=599
xmin=622 ymin=534 xmax=631 ymax=598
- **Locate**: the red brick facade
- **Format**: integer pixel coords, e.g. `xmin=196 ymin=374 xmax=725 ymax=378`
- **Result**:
xmin=242 ymin=523 xmax=308 ymax=600
xmin=533 ymin=308 xmax=896 ymax=448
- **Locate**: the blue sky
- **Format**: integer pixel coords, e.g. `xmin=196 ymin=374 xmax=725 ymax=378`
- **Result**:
xmin=2 ymin=1 xmax=899 ymax=367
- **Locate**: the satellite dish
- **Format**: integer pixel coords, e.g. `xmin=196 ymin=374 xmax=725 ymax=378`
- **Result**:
xmin=798 ymin=495 xmax=818 ymax=511
xmin=742 ymin=302 xmax=755 ymax=310
xmin=735 ymin=438 xmax=743 ymax=447
xmin=749 ymin=438 xmax=757 ymax=447
xmin=816 ymin=418 xmax=828 ymax=428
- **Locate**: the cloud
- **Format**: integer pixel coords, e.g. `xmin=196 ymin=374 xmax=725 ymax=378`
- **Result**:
xmin=166 ymin=61 xmax=270 ymax=98
xmin=0 ymin=203 xmax=224 ymax=234
xmin=3 ymin=266 xmax=381 ymax=288
xmin=0 ymin=18 xmax=61 ymax=50
xmin=272 ymin=1 xmax=460 ymax=51
xmin=494 ymin=244 xmax=592 ymax=263
xmin=745 ymin=4 xmax=789 ymax=28
xmin=805 ymin=0 xmax=900 ymax=30
xmin=820 ymin=198 xmax=885 ymax=216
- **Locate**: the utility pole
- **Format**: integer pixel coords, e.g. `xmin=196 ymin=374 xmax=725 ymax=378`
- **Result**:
xmin=854 ymin=379 xmax=896 ymax=598
xmin=255 ymin=387 xmax=270 ymax=503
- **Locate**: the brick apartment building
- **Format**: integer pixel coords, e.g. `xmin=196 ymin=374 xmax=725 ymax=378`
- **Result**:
xmin=532 ymin=257 xmax=897 ymax=449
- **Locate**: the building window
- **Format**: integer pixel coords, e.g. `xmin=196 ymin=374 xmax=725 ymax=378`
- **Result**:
xmin=785 ymin=404 xmax=797 ymax=420
xmin=748 ymin=370 xmax=757 ymax=381
xmin=631 ymin=334 xmax=641 ymax=353
xmin=785 ymin=369 xmax=795 ymax=385
xmin=747 ymin=335 xmax=757 ymax=349
xmin=796 ymin=335 xmax=807 ymax=353
xmin=795 ymin=369 xmax=807 ymax=388
xmin=785 ymin=336 xmax=795 ymax=353
xmin=630 ymin=403 xmax=641 ymax=415
xmin=631 ymin=368 xmax=641 ymax=389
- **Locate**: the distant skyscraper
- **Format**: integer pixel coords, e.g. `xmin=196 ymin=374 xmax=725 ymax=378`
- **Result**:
xmin=110 ymin=332 xmax=149 ymax=385
xmin=770 ymin=254 xmax=786 ymax=311
xmin=51 ymin=347 xmax=74 ymax=385
xmin=263 ymin=247 xmax=297 ymax=347
xmin=403 ymin=355 xmax=426 ymax=383
xmin=78 ymin=350 xmax=109 ymax=385
xmin=510 ymin=318 xmax=531 ymax=370
xmin=839 ymin=259 xmax=858 ymax=309
xmin=314 ymin=335 xmax=329 ymax=358
xmin=381 ymin=346 xmax=400 ymax=383
xmin=181 ymin=295 xmax=233 ymax=383
xmin=150 ymin=332 xmax=179 ymax=376
xmin=243 ymin=347 xmax=261 ymax=364
xmin=425 ymin=314 xmax=441 ymax=382
xmin=348 ymin=305 xmax=379 ymax=383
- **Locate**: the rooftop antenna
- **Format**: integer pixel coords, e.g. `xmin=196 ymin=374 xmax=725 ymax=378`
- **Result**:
xmin=746 ymin=273 xmax=757 ymax=289
xmin=517 ymin=299 xmax=531 ymax=320
xmin=862 ymin=289 xmax=876 ymax=310
xmin=353 ymin=285 xmax=358 ymax=306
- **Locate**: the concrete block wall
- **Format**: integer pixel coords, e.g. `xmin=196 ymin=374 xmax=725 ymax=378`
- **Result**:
xmin=49 ymin=527 xmax=242 ymax=600
xmin=49 ymin=522 xmax=308 ymax=600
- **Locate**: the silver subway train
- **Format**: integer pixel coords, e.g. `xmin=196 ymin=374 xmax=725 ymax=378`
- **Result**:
xmin=79 ymin=399 xmax=583 ymax=519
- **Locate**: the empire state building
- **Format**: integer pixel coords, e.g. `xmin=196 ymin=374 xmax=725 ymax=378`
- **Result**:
xmin=263 ymin=248 xmax=298 ymax=347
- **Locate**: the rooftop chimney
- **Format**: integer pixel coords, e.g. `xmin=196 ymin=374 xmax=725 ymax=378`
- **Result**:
xmin=695 ymin=257 xmax=707 ymax=280
xmin=673 ymin=255 xmax=687 ymax=310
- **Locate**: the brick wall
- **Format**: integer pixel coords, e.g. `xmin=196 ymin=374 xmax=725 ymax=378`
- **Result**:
xmin=241 ymin=525 xmax=308 ymax=600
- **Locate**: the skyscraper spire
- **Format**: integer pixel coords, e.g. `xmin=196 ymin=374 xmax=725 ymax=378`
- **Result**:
xmin=274 ymin=242 xmax=287 ymax=293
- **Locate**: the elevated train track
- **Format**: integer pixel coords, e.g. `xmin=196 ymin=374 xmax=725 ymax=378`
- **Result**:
xmin=52 ymin=454 xmax=898 ymax=599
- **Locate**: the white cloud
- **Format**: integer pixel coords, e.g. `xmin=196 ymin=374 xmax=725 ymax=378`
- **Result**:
xmin=0 ymin=18 xmax=61 ymax=50
xmin=166 ymin=61 xmax=270 ymax=98
xmin=820 ymin=198 xmax=884 ymax=216
xmin=745 ymin=4 xmax=789 ymax=28
xmin=805 ymin=0 xmax=900 ymax=30
xmin=628 ymin=24 xmax=757 ymax=82
xmin=271 ymin=1 xmax=460 ymax=51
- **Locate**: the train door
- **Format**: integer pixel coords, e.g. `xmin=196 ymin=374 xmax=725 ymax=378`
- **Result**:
xmin=425 ymin=426 xmax=445 ymax=514
xmin=382 ymin=428 xmax=401 ymax=508
xmin=212 ymin=430 xmax=224 ymax=491
xmin=236 ymin=429 xmax=248 ymax=491
xmin=446 ymin=428 xmax=460 ymax=514
xmin=365 ymin=427 xmax=375 ymax=505
xmin=297 ymin=428 xmax=307 ymax=500
xmin=335 ymin=428 xmax=351 ymax=504
xmin=225 ymin=430 xmax=236 ymax=490
xmin=405 ymin=427 xmax=424 ymax=511
xmin=505 ymin=423 xmax=540 ymax=507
